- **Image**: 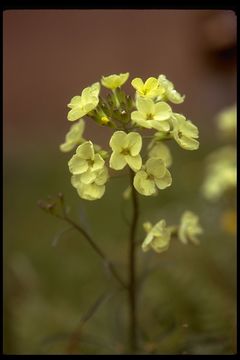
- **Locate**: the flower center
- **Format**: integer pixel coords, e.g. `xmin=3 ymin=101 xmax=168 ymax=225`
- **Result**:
xmin=147 ymin=174 xmax=155 ymax=180
xmin=146 ymin=113 xmax=154 ymax=120
xmin=87 ymin=159 xmax=94 ymax=166
xmin=121 ymin=148 xmax=130 ymax=156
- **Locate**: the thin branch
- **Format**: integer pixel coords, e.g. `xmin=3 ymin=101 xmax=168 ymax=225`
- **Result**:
xmin=38 ymin=196 xmax=127 ymax=290
xmin=59 ymin=214 xmax=127 ymax=290
xmin=65 ymin=290 xmax=113 ymax=354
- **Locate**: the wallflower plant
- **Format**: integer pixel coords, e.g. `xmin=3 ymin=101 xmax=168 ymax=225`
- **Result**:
xmin=39 ymin=72 xmax=203 ymax=354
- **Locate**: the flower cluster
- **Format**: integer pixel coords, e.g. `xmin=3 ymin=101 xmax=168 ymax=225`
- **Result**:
xmin=60 ymin=72 xmax=200 ymax=201
xmin=202 ymin=105 xmax=236 ymax=201
xmin=142 ymin=211 xmax=203 ymax=254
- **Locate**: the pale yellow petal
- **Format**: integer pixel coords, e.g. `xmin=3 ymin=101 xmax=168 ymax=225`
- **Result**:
xmin=155 ymin=169 xmax=172 ymax=189
xmin=125 ymin=154 xmax=142 ymax=171
xmin=80 ymin=170 xmax=97 ymax=184
xmin=76 ymin=141 xmax=94 ymax=160
xmin=67 ymin=107 xmax=86 ymax=121
xmin=142 ymin=232 xmax=154 ymax=252
xmin=146 ymin=158 xmax=166 ymax=179
xmin=109 ymin=151 xmax=126 ymax=170
xmin=92 ymin=153 xmax=105 ymax=171
xmin=68 ymin=155 xmax=88 ymax=174
xmin=126 ymin=132 xmax=142 ymax=156
xmin=109 ymin=131 xmax=127 ymax=152
xmin=95 ymin=167 xmax=108 ymax=186
xmin=154 ymin=102 xmax=172 ymax=120
xmin=136 ymin=97 xmax=154 ymax=114
xmin=133 ymin=170 xmax=156 ymax=196
xmin=131 ymin=77 xmax=144 ymax=91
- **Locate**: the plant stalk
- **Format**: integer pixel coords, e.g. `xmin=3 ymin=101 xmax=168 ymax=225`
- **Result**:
xmin=128 ymin=169 xmax=139 ymax=353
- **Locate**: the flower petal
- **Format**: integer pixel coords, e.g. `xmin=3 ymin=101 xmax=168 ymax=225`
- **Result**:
xmin=109 ymin=131 xmax=127 ymax=152
xmin=71 ymin=174 xmax=82 ymax=188
xmin=92 ymin=153 xmax=105 ymax=171
xmin=76 ymin=141 xmax=94 ymax=159
xmin=133 ymin=170 xmax=156 ymax=196
xmin=80 ymin=170 xmax=97 ymax=184
xmin=126 ymin=132 xmax=142 ymax=156
xmin=144 ymin=77 xmax=159 ymax=90
xmin=68 ymin=107 xmax=86 ymax=121
xmin=131 ymin=77 xmax=144 ymax=91
xmin=68 ymin=155 xmax=88 ymax=174
xmin=77 ymin=183 xmax=105 ymax=201
xmin=67 ymin=95 xmax=81 ymax=109
xmin=146 ymin=158 xmax=166 ymax=179
xmin=150 ymin=120 xmax=170 ymax=132
xmin=155 ymin=169 xmax=172 ymax=189
xmin=109 ymin=151 xmax=126 ymax=170
xmin=142 ymin=232 xmax=154 ymax=252
xmin=136 ymin=97 xmax=154 ymax=114
xmin=154 ymin=102 xmax=172 ymax=120
xmin=125 ymin=154 xmax=142 ymax=171
xmin=95 ymin=167 xmax=108 ymax=185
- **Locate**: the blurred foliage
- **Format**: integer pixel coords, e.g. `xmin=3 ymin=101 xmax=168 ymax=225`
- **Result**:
xmin=3 ymin=131 xmax=236 ymax=354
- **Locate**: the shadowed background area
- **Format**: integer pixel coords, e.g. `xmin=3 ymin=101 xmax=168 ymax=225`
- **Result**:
xmin=3 ymin=10 xmax=236 ymax=354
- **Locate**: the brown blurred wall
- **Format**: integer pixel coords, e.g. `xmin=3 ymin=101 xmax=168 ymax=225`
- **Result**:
xmin=3 ymin=10 xmax=236 ymax=154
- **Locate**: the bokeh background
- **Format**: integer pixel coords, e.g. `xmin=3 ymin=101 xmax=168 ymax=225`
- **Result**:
xmin=3 ymin=10 xmax=236 ymax=354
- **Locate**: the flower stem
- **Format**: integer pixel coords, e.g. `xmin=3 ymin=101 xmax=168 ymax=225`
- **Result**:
xmin=63 ymin=215 xmax=127 ymax=289
xmin=128 ymin=169 xmax=139 ymax=353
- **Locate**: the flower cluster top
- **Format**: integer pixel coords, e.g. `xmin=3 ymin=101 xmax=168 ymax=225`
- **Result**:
xmin=60 ymin=72 xmax=200 ymax=201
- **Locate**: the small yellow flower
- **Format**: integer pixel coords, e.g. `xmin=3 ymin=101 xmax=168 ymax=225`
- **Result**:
xmin=142 ymin=219 xmax=172 ymax=253
xmin=171 ymin=113 xmax=199 ymax=150
xmin=67 ymin=82 xmax=100 ymax=121
xmin=71 ymin=166 xmax=108 ymax=201
xmin=101 ymin=72 xmax=129 ymax=90
xmin=148 ymin=142 xmax=172 ymax=167
xmin=133 ymin=158 xmax=172 ymax=196
xmin=109 ymin=131 xmax=142 ymax=171
xmin=60 ymin=119 xmax=85 ymax=152
xmin=68 ymin=141 xmax=104 ymax=179
xmin=217 ymin=104 xmax=236 ymax=138
xmin=131 ymin=97 xmax=172 ymax=131
xmin=131 ymin=77 xmax=164 ymax=99
xmin=158 ymin=74 xmax=185 ymax=104
xmin=178 ymin=211 xmax=203 ymax=245
xmin=202 ymin=146 xmax=236 ymax=200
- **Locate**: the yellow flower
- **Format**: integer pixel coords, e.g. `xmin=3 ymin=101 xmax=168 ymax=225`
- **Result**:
xmin=142 ymin=219 xmax=172 ymax=253
xmin=101 ymin=72 xmax=129 ymax=90
xmin=68 ymin=141 xmax=104 ymax=181
xmin=202 ymin=146 xmax=236 ymax=200
xmin=148 ymin=142 xmax=172 ymax=167
xmin=178 ymin=211 xmax=203 ymax=245
xmin=158 ymin=74 xmax=185 ymax=104
xmin=71 ymin=166 xmax=108 ymax=201
xmin=67 ymin=82 xmax=100 ymax=121
xmin=60 ymin=119 xmax=85 ymax=152
xmin=109 ymin=131 xmax=142 ymax=171
xmin=131 ymin=77 xmax=164 ymax=99
xmin=217 ymin=104 xmax=236 ymax=138
xmin=171 ymin=113 xmax=199 ymax=150
xmin=133 ymin=158 xmax=172 ymax=196
xmin=131 ymin=97 xmax=172 ymax=131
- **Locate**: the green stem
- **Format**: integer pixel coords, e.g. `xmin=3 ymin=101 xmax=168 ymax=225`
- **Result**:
xmin=128 ymin=169 xmax=139 ymax=353
xmin=65 ymin=215 xmax=128 ymax=290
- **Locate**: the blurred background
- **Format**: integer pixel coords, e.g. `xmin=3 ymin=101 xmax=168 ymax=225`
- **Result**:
xmin=3 ymin=10 xmax=236 ymax=354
